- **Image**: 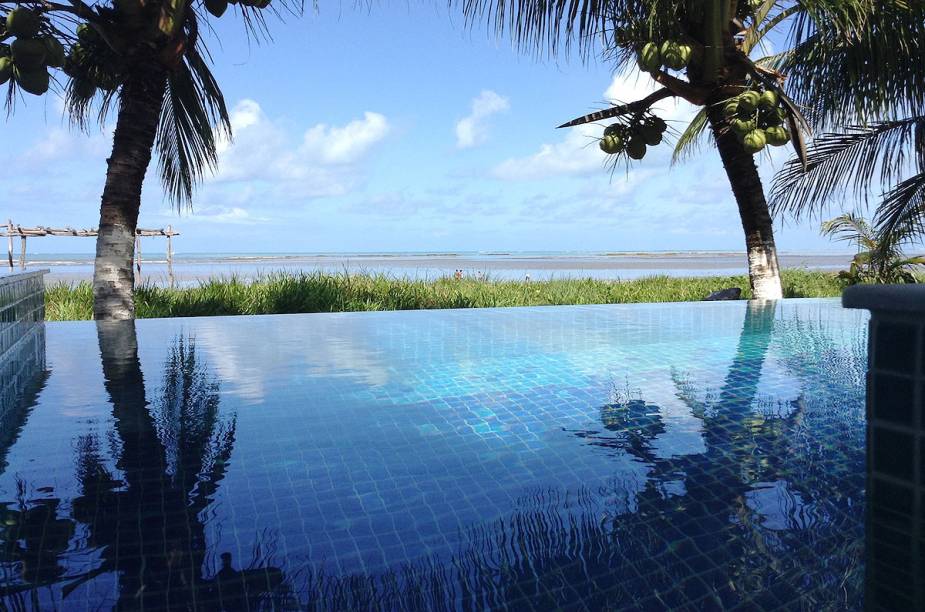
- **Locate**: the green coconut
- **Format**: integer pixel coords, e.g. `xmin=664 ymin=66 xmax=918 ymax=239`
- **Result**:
xmin=76 ymin=23 xmax=100 ymax=43
xmin=730 ymin=118 xmax=755 ymax=136
xmin=743 ymin=129 xmax=767 ymax=154
xmin=661 ymin=41 xmax=686 ymax=70
xmin=0 ymin=57 xmax=12 ymax=85
xmin=6 ymin=8 xmax=42 ymax=39
xmin=72 ymin=76 xmax=97 ymax=99
xmin=42 ymin=37 xmax=66 ymax=68
xmin=640 ymin=124 xmax=663 ymax=146
xmin=14 ymin=66 xmax=49 ymax=95
xmin=775 ymin=107 xmax=789 ymax=124
xmin=599 ymin=134 xmax=624 ymax=155
xmin=626 ymin=137 xmax=646 ymax=160
xmin=758 ymin=90 xmax=778 ymax=109
xmin=723 ymin=101 xmax=739 ymax=119
xmin=11 ymin=38 xmax=46 ymax=70
xmin=737 ymin=90 xmax=760 ymax=114
xmin=765 ymin=126 xmax=790 ymax=146
xmin=205 ymin=0 xmax=229 ymax=17
xmin=645 ymin=116 xmax=667 ymax=134
xmin=637 ymin=43 xmax=660 ymax=73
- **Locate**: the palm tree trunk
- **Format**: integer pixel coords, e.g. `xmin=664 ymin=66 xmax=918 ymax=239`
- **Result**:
xmin=93 ymin=62 xmax=167 ymax=320
xmin=706 ymin=102 xmax=783 ymax=300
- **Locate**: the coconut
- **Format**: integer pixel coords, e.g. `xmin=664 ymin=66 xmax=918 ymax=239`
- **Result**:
xmin=661 ymin=42 xmax=685 ymax=70
xmin=645 ymin=116 xmax=667 ymax=134
xmin=743 ymin=129 xmax=767 ymax=154
xmin=0 ymin=58 xmax=12 ymax=85
xmin=14 ymin=66 xmax=49 ymax=95
xmin=72 ymin=76 xmax=97 ymax=99
xmin=6 ymin=8 xmax=42 ymax=39
xmin=640 ymin=124 xmax=663 ymax=146
xmin=205 ymin=0 xmax=229 ymax=17
xmin=737 ymin=90 xmax=760 ymax=114
xmin=42 ymin=37 xmax=66 ymax=68
xmin=603 ymin=123 xmax=625 ymax=137
xmin=637 ymin=43 xmax=660 ymax=73
xmin=723 ymin=101 xmax=739 ymax=119
xmin=626 ymin=137 xmax=646 ymax=160
xmin=758 ymin=90 xmax=778 ymax=110
xmin=599 ymin=134 xmax=624 ymax=155
xmin=730 ymin=118 xmax=755 ymax=136
xmin=76 ymin=23 xmax=100 ymax=43
xmin=11 ymin=39 xmax=46 ymax=70
xmin=765 ymin=126 xmax=790 ymax=146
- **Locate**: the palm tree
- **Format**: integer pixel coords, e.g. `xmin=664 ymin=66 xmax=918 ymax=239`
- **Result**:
xmin=767 ymin=2 xmax=925 ymax=245
xmin=820 ymin=213 xmax=924 ymax=284
xmin=1 ymin=0 xmax=299 ymax=319
xmin=459 ymin=0 xmax=830 ymax=298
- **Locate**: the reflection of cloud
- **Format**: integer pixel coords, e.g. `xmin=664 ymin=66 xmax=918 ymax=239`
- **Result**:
xmin=456 ymin=90 xmax=510 ymax=149
xmin=193 ymin=316 xmax=393 ymax=403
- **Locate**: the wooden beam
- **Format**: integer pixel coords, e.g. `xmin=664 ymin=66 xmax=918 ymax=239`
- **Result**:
xmin=19 ymin=236 xmax=26 ymax=270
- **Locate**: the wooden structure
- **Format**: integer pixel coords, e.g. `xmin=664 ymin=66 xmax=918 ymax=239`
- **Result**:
xmin=1 ymin=220 xmax=179 ymax=285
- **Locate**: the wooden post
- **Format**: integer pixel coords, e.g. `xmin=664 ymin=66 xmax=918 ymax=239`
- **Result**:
xmin=19 ymin=236 xmax=26 ymax=269
xmin=6 ymin=220 xmax=12 ymax=270
xmin=166 ymin=225 xmax=174 ymax=287
xmin=135 ymin=235 xmax=141 ymax=280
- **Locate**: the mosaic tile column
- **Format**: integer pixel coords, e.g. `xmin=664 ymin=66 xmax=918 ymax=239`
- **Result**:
xmin=843 ymin=285 xmax=924 ymax=611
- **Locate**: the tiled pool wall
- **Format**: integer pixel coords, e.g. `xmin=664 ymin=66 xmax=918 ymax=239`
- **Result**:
xmin=844 ymin=286 xmax=925 ymax=611
xmin=0 ymin=271 xmax=48 ymax=429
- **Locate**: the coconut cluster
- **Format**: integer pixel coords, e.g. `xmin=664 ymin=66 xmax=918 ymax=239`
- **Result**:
xmin=205 ymin=0 xmax=272 ymax=18
xmin=637 ymin=40 xmax=693 ymax=74
xmin=598 ymin=115 xmax=668 ymax=161
xmin=62 ymin=23 xmax=127 ymax=99
xmin=0 ymin=8 xmax=64 ymax=96
xmin=723 ymin=88 xmax=791 ymax=154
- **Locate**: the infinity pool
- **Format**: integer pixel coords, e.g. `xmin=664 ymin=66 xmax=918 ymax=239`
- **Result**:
xmin=0 ymin=299 xmax=868 ymax=610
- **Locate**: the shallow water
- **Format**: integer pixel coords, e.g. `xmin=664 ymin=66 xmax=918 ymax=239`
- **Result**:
xmin=0 ymin=299 xmax=867 ymax=610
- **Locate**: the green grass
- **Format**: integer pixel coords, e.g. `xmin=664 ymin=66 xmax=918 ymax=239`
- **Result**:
xmin=44 ymin=269 xmax=847 ymax=322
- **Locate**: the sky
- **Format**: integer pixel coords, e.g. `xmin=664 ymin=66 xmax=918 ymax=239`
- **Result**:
xmin=1 ymin=4 xmax=849 ymax=254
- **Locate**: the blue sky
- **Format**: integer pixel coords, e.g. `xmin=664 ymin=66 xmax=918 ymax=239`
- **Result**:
xmin=2 ymin=5 xmax=848 ymax=254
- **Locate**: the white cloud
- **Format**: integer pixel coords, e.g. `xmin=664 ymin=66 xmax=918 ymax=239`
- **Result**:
xmin=603 ymin=71 xmax=697 ymax=124
xmin=188 ymin=206 xmax=269 ymax=224
xmin=302 ymin=112 xmax=390 ymax=164
xmin=490 ymin=72 xmax=699 ymax=181
xmin=492 ymin=122 xmax=605 ymax=180
xmin=213 ymin=100 xmax=390 ymax=198
xmin=455 ymin=90 xmax=510 ymax=149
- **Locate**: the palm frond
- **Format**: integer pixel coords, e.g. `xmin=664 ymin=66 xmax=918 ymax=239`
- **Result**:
xmin=783 ymin=0 xmax=925 ymax=128
xmin=769 ymin=117 xmax=925 ymax=220
xmin=874 ymin=172 xmax=925 ymax=243
xmin=670 ymin=106 xmax=707 ymax=164
xmin=155 ymin=32 xmax=231 ymax=210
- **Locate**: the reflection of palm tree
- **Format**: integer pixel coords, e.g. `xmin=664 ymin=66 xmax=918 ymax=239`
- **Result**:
xmin=68 ymin=321 xmax=287 ymax=609
xmin=569 ymin=301 xmax=861 ymax=606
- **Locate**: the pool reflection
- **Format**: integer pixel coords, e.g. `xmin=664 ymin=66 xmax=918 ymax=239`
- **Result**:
xmin=0 ymin=304 xmax=871 ymax=610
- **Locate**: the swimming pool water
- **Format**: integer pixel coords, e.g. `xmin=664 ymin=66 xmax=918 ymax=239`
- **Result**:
xmin=0 ymin=299 xmax=868 ymax=610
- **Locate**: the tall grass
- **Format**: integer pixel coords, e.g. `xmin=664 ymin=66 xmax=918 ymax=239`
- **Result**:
xmin=44 ymin=269 xmax=846 ymax=321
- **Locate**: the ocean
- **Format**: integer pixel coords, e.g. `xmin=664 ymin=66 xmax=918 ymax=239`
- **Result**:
xmin=5 ymin=251 xmax=852 ymax=285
